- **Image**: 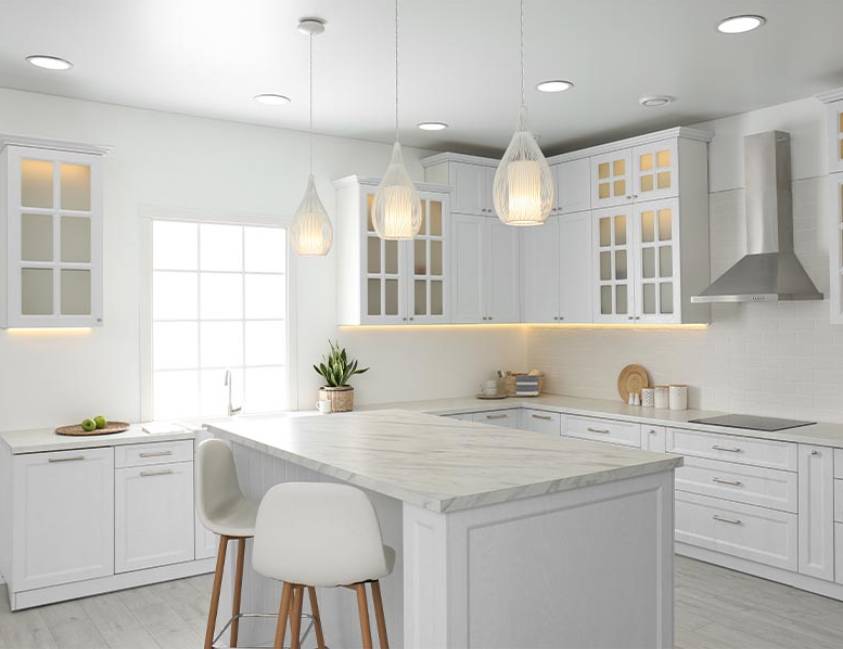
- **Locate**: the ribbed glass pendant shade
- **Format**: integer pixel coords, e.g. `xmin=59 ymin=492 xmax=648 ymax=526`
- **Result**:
xmin=372 ymin=141 xmax=422 ymax=240
xmin=494 ymin=107 xmax=554 ymax=226
xmin=291 ymin=174 xmax=333 ymax=255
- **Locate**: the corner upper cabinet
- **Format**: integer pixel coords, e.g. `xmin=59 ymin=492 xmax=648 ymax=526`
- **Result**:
xmin=817 ymin=89 xmax=843 ymax=174
xmin=1 ymin=137 xmax=107 ymax=328
xmin=334 ymin=175 xmax=451 ymax=325
xmin=422 ymin=154 xmax=497 ymax=216
xmin=549 ymin=157 xmax=590 ymax=215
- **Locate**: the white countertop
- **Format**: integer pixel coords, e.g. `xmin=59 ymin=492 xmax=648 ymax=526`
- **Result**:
xmin=207 ymin=409 xmax=681 ymax=513
xmin=0 ymin=423 xmax=197 ymax=454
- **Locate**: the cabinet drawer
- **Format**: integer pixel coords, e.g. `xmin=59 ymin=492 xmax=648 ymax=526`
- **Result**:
xmin=443 ymin=413 xmax=475 ymax=422
xmin=522 ymin=409 xmax=562 ymax=436
xmin=676 ymin=457 xmax=797 ymax=513
xmin=835 ymin=449 xmax=843 ymax=479
xmin=675 ymin=491 xmax=797 ymax=571
xmin=565 ymin=415 xmax=641 ymax=448
xmin=641 ymin=425 xmax=667 ymax=453
xmin=667 ymin=428 xmax=797 ymax=471
xmin=473 ymin=409 xmax=519 ymax=427
xmin=835 ymin=480 xmax=843 ymax=523
xmin=116 ymin=440 xmax=194 ymax=468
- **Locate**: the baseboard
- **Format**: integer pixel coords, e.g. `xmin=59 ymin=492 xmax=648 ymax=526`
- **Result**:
xmin=9 ymin=557 xmax=214 ymax=610
xmin=676 ymin=542 xmax=843 ymax=602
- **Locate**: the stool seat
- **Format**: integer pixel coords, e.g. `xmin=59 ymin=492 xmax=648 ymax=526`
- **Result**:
xmin=203 ymin=498 xmax=258 ymax=538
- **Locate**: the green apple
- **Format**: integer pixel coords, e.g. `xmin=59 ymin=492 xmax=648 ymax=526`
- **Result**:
xmin=94 ymin=415 xmax=107 ymax=429
xmin=81 ymin=418 xmax=97 ymax=432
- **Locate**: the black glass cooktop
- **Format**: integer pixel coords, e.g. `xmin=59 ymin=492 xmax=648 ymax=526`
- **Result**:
xmin=689 ymin=414 xmax=815 ymax=432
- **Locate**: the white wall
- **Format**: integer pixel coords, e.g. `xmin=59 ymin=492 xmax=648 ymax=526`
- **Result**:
xmin=527 ymin=97 xmax=843 ymax=423
xmin=0 ymin=89 xmax=524 ymax=432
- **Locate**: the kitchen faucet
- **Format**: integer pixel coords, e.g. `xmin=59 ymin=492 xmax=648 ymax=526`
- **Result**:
xmin=224 ymin=369 xmax=242 ymax=417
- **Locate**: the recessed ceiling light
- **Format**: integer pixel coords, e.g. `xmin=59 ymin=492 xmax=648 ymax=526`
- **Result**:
xmin=26 ymin=55 xmax=73 ymax=71
xmin=253 ymin=93 xmax=291 ymax=106
xmin=537 ymin=80 xmax=574 ymax=93
xmin=717 ymin=15 xmax=766 ymax=34
xmin=417 ymin=121 xmax=448 ymax=131
xmin=639 ymin=95 xmax=674 ymax=108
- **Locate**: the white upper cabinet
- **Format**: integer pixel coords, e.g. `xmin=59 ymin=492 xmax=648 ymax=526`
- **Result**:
xmin=632 ymin=139 xmax=679 ymax=201
xmin=552 ymin=158 xmax=591 ymax=215
xmin=830 ymin=173 xmax=843 ymax=324
xmin=1 ymin=138 xmax=108 ymax=328
xmin=632 ymin=198 xmax=681 ymax=323
xmin=817 ymin=90 xmax=843 ymax=173
xmin=591 ymin=149 xmax=633 ymax=208
xmin=558 ymin=212 xmax=593 ymax=322
xmin=593 ymin=206 xmax=635 ymax=322
xmin=423 ymin=156 xmax=497 ymax=216
xmin=485 ymin=219 xmax=520 ymax=322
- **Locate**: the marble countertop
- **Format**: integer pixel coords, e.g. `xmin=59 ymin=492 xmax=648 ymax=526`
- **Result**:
xmin=207 ymin=409 xmax=681 ymax=513
xmin=1 ymin=423 xmax=197 ymax=454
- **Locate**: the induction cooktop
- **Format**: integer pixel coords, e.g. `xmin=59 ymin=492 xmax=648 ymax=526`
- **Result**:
xmin=688 ymin=414 xmax=815 ymax=432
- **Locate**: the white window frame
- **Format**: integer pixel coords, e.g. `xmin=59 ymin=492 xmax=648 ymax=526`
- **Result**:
xmin=138 ymin=204 xmax=296 ymax=423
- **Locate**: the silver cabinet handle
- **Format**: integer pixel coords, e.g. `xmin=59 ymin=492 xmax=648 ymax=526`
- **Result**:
xmin=587 ymin=427 xmax=611 ymax=434
xmin=712 ymin=515 xmax=742 ymax=525
xmin=139 ymin=450 xmax=173 ymax=458
xmin=712 ymin=445 xmax=742 ymax=453
xmin=712 ymin=477 xmax=743 ymax=487
xmin=811 ymin=450 xmax=820 ymax=456
xmin=486 ymin=414 xmax=508 ymax=420
xmin=140 ymin=469 xmax=174 ymax=478
xmin=49 ymin=455 xmax=85 ymax=463
xmin=531 ymin=414 xmax=552 ymax=421
xmin=649 ymin=429 xmax=658 ymax=435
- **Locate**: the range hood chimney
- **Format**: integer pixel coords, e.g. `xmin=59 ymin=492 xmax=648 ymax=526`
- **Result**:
xmin=692 ymin=131 xmax=822 ymax=303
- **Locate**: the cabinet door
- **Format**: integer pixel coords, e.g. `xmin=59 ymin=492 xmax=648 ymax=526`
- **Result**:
xmin=483 ymin=166 xmax=497 ymax=215
xmin=522 ymin=409 xmax=562 ymax=435
xmin=451 ymin=213 xmax=485 ymax=323
xmin=473 ymin=409 xmax=519 ymax=427
xmin=830 ymin=173 xmax=843 ymax=324
xmin=12 ymin=447 xmax=114 ymax=591
xmin=116 ymin=462 xmax=195 ymax=573
xmin=408 ymin=195 xmax=449 ymax=323
xmin=798 ymin=445 xmax=835 ymax=581
xmin=632 ymin=140 xmax=678 ymax=201
xmin=485 ymin=220 xmax=520 ymax=322
xmin=520 ymin=216 xmax=560 ymax=322
xmin=641 ymin=426 xmax=667 ymax=453
xmin=451 ymin=163 xmax=487 ymax=215
xmin=558 ymin=212 xmax=592 ymax=323
xmin=593 ymin=206 xmax=635 ymax=322
xmin=633 ymin=199 xmax=680 ymax=323
xmin=591 ymin=149 xmax=632 ymax=208
xmin=557 ymin=158 xmax=591 ymax=214
xmin=362 ymin=192 xmax=405 ymax=324
xmin=829 ymin=101 xmax=843 ymax=174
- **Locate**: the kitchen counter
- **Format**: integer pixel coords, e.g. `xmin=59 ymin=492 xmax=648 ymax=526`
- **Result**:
xmin=0 ymin=423 xmax=197 ymax=454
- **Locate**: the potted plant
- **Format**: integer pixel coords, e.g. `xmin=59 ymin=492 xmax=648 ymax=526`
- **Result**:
xmin=313 ymin=340 xmax=369 ymax=412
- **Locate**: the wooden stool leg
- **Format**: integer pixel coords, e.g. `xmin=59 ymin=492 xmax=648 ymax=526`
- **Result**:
xmin=204 ymin=535 xmax=229 ymax=649
xmin=307 ymin=587 xmax=326 ymax=649
xmin=229 ymin=537 xmax=247 ymax=647
xmin=273 ymin=582 xmax=293 ymax=649
xmin=290 ymin=585 xmax=305 ymax=649
xmin=355 ymin=583 xmax=373 ymax=649
xmin=370 ymin=581 xmax=389 ymax=649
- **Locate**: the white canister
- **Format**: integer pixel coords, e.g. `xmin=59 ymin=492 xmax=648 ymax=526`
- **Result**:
xmin=640 ymin=387 xmax=655 ymax=408
xmin=669 ymin=385 xmax=688 ymax=411
xmin=653 ymin=386 xmax=669 ymax=409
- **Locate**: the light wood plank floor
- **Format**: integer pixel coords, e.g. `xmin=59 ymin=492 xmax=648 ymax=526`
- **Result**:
xmin=2 ymin=557 xmax=843 ymax=648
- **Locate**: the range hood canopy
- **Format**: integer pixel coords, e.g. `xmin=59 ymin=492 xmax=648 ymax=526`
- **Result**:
xmin=692 ymin=131 xmax=822 ymax=303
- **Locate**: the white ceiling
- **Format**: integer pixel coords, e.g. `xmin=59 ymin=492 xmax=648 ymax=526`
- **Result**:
xmin=2 ymin=0 xmax=843 ymax=156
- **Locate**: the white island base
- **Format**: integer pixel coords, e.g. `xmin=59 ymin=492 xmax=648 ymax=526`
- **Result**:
xmin=219 ymin=444 xmax=674 ymax=649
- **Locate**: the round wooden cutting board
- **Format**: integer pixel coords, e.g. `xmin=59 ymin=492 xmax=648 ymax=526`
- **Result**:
xmin=617 ymin=365 xmax=650 ymax=402
xmin=55 ymin=421 xmax=130 ymax=437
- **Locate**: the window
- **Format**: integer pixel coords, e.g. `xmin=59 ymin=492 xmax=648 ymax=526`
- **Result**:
xmin=150 ymin=219 xmax=289 ymax=420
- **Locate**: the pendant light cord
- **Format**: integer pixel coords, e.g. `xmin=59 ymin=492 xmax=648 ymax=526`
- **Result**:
xmin=309 ymin=32 xmax=314 ymax=174
xmin=394 ymin=0 xmax=400 ymax=143
xmin=520 ymin=0 xmax=525 ymax=109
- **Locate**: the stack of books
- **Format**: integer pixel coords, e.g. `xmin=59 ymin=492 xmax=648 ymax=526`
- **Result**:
xmin=514 ymin=374 xmax=541 ymax=397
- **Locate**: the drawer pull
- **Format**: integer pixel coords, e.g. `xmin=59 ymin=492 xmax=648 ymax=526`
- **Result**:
xmin=531 ymin=414 xmax=552 ymax=421
xmin=48 ymin=455 xmax=85 ymax=463
xmin=587 ymin=427 xmax=611 ymax=434
xmin=712 ymin=477 xmax=743 ymax=487
xmin=712 ymin=445 xmax=742 ymax=453
xmin=486 ymin=414 xmax=508 ymax=420
xmin=712 ymin=514 xmax=742 ymax=525
xmin=139 ymin=450 xmax=174 ymax=458
xmin=140 ymin=469 xmax=174 ymax=478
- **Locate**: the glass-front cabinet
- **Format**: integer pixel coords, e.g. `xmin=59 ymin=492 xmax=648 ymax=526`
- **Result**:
xmin=1 ymin=140 xmax=106 ymax=328
xmin=632 ymin=140 xmax=678 ymax=201
xmin=591 ymin=150 xmax=632 ymax=209
xmin=593 ymin=206 xmax=633 ymax=322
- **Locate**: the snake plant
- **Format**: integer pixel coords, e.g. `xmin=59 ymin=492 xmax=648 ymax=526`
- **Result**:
xmin=314 ymin=340 xmax=369 ymax=388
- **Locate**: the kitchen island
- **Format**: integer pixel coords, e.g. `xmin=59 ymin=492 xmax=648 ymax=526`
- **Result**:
xmin=207 ymin=409 xmax=681 ymax=649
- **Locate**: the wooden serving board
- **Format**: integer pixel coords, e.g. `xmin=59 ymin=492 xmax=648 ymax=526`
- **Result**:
xmin=55 ymin=421 xmax=130 ymax=437
xmin=617 ymin=364 xmax=650 ymax=402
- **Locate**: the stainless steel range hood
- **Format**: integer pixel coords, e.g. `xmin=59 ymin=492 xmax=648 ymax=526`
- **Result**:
xmin=692 ymin=131 xmax=822 ymax=303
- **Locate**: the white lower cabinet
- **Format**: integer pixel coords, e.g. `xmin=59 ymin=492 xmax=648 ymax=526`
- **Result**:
xmin=115 ymin=461 xmax=195 ymax=573
xmin=472 ymin=409 xmax=519 ymax=427
xmin=641 ymin=425 xmax=667 ymax=453
xmin=798 ymin=445 xmax=836 ymax=581
xmin=521 ymin=409 xmax=562 ymax=436
xmin=12 ymin=447 xmax=114 ymax=591
xmin=565 ymin=415 xmax=641 ymax=448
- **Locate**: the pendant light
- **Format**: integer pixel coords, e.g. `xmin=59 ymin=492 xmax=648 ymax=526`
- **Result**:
xmin=493 ymin=0 xmax=554 ymax=226
xmin=291 ymin=18 xmax=333 ymax=256
xmin=372 ymin=0 xmax=422 ymax=240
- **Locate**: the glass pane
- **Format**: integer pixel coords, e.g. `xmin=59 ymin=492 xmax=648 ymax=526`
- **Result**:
xmin=419 ymin=200 xmax=427 ymax=235
xmin=657 ymin=171 xmax=671 ymax=189
xmin=154 ymin=370 xmax=199 ymax=419
xmin=60 ymin=269 xmax=92 ymax=316
xmin=642 ymin=247 xmax=655 ymax=278
xmin=367 ymin=237 xmax=381 ymax=274
xmin=616 ymin=285 xmax=628 ymax=314
xmin=21 ymin=268 xmax=53 ymax=315
xmin=367 ymin=278 xmax=380 ymax=315
xmin=199 ymin=368 xmax=242 ymax=417
xmin=200 ymin=272 xmax=242 ymax=319
xmin=153 ymin=322 xmax=198 ymax=369
xmin=615 ymin=250 xmax=627 ymax=280
xmin=153 ymin=271 xmax=197 ymax=320
xmin=431 ymin=280 xmax=443 ymax=315
xmin=431 ymin=240 xmax=443 ymax=275
xmin=385 ymin=240 xmax=398 ymax=274
xmin=244 ymin=226 xmax=285 ymax=272
xmin=660 ymin=282 xmax=674 ymax=314
xmin=385 ymin=279 xmax=399 ymax=315
xmin=639 ymin=153 xmax=653 ymax=171
xmin=245 ymin=274 xmax=285 ymax=319
xmin=600 ymin=286 xmax=612 ymax=315
xmin=613 ymin=179 xmax=626 ymax=197
xmin=200 ymin=224 xmax=242 ymax=271
xmin=367 ymin=194 xmax=375 ymax=232
xmin=658 ymin=208 xmax=673 ymax=240
xmin=200 ymin=321 xmax=243 ymax=368
xmin=840 ymin=139 xmax=843 ymax=163
xmin=640 ymin=175 xmax=654 ymax=192
xmin=414 ymin=239 xmax=427 ymax=275
xmin=643 ymin=283 xmax=656 ymax=314
xmin=613 ymin=159 xmax=625 ymax=176
xmin=839 ymin=112 xmax=843 ymax=134
xmin=598 ymin=183 xmax=610 ymax=199
xmin=614 ymin=215 xmax=626 ymax=245
xmin=656 ymin=149 xmax=671 ymax=168
xmin=414 ymin=280 xmax=426 ymax=315
xmin=21 ymin=159 xmax=53 ymax=208
xmin=599 ymin=217 xmax=611 ymax=247
xmin=598 ymin=162 xmax=610 ymax=179
xmin=21 ymin=213 xmax=53 ymax=261
xmin=60 ymin=216 xmax=91 ymax=262
xmin=430 ymin=201 xmax=442 ymax=235
xmin=641 ymin=210 xmax=655 ymax=242
xmin=600 ymin=251 xmax=611 ymax=281
xmin=60 ymin=163 xmax=91 ymax=211
xmin=244 ymin=366 xmax=286 ymax=413
xmin=245 ymin=320 xmax=285 ymax=366
xmin=153 ymin=221 xmax=197 ymax=270
xmin=659 ymin=245 xmax=673 ymax=277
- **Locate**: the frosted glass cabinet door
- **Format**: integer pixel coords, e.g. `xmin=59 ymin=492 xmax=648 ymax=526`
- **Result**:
xmin=634 ymin=199 xmax=680 ymax=323
xmin=362 ymin=192 xmax=404 ymax=324
xmin=593 ymin=207 xmax=635 ymax=322
xmin=829 ymin=102 xmax=843 ymax=174
xmin=633 ymin=140 xmax=678 ymax=201
xmin=408 ymin=197 xmax=448 ymax=323
xmin=591 ymin=150 xmax=633 ymax=208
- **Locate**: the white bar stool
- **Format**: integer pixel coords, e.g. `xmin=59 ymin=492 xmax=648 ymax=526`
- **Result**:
xmin=253 ymin=482 xmax=396 ymax=649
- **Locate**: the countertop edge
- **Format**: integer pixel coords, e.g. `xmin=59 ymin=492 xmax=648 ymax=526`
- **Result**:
xmin=1 ymin=428 xmax=197 ymax=454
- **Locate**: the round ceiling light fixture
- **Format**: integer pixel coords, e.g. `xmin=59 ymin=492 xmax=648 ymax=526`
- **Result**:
xmin=417 ymin=121 xmax=448 ymax=131
xmin=717 ymin=15 xmax=766 ymax=34
xmin=536 ymin=80 xmax=574 ymax=93
xmin=639 ymin=95 xmax=674 ymax=108
xmin=253 ymin=93 xmax=291 ymax=106
xmin=26 ymin=55 xmax=73 ymax=71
